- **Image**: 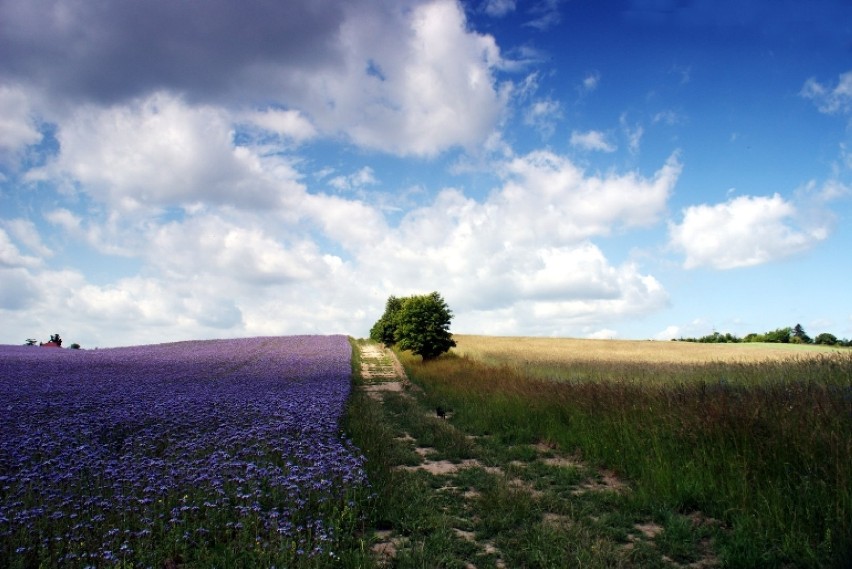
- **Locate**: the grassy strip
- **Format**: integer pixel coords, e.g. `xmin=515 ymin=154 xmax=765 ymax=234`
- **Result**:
xmin=343 ymin=339 xmax=734 ymax=568
xmin=398 ymin=349 xmax=852 ymax=568
xmin=343 ymin=339 xmax=482 ymax=567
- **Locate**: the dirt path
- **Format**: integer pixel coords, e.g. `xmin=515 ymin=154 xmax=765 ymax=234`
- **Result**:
xmin=354 ymin=341 xmax=720 ymax=568
xmin=359 ymin=342 xmax=407 ymax=382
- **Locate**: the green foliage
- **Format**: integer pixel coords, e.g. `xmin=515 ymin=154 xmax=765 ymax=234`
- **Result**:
xmin=395 ymin=292 xmax=457 ymax=360
xmin=370 ymin=292 xmax=456 ymax=360
xmin=792 ymin=323 xmax=812 ymax=344
xmin=814 ymin=333 xmax=838 ymax=346
xmin=678 ymin=331 xmax=741 ymax=343
xmin=762 ymin=326 xmax=792 ymax=343
xmin=369 ymin=295 xmax=403 ymax=346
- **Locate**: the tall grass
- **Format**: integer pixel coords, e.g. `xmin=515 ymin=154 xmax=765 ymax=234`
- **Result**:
xmin=399 ymin=349 xmax=852 ymax=568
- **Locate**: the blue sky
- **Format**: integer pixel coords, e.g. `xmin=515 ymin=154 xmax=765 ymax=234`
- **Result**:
xmin=1 ymin=0 xmax=851 ymax=347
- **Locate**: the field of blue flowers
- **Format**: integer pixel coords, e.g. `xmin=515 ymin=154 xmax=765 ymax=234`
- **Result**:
xmin=0 ymin=336 xmax=371 ymax=567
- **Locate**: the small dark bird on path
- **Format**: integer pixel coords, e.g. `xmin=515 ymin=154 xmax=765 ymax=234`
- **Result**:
xmin=436 ymin=406 xmax=446 ymax=419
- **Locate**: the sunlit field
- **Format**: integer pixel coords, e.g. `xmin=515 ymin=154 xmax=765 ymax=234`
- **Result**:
xmin=453 ymin=334 xmax=845 ymax=364
xmin=390 ymin=336 xmax=852 ymax=567
xmin=0 ymin=337 xmax=372 ymax=568
xmin=4 ymin=335 xmax=849 ymax=567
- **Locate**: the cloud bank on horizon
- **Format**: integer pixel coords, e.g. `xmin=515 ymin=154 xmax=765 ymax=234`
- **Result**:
xmin=1 ymin=0 xmax=850 ymax=347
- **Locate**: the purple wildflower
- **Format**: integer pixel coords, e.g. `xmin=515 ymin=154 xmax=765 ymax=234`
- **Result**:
xmin=0 ymin=336 xmax=368 ymax=565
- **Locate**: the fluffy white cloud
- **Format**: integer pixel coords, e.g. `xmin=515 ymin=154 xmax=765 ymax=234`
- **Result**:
xmin=1 ymin=145 xmax=682 ymax=345
xmin=524 ymin=99 xmax=562 ymax=137
xmin=297 ymin=0 xmax=508 ymax=156
xmin=1 ymin=0 xmax=509 ymax=159
xmin=654 ymin=325 xmax=682 ymax=341
xmin=0 ymin=266 xmax=40 ymax=310
xmin=0 ymin=0 xmax=689 ymax=347
xmin=40 ymin=92 xmax=310 ymax=214
xmin=302 ymin=192 xmax=389 ymax=247
xmin=2 ymin=218 xmax=53 ymax=258
xmin=241 ymin=108 xmax=317 ymax=142
xmin=0 ymin=212 xmax=371 ymax=346
xmin=44 ymin=208 xmax=81 ymax=233
xmin=0 ymin=85 xmax=42 ymax=164
xmin=570 ymin=130 xmax=616 ymax=152
xmin=147 ymin=215 xmax=333 ymax=285
xmin=652 ymin=110 xmax=684 ymax=125
xmin=668 ymin=193 xmax=828 ymax=269
xmin=619 ymin=114 xmax=644 ymax=154
xmin=581 ymin=72 xmax=600 ymax=93
xmin=0 ymin=227 xmax=42 ymax=269
xmin=56 ymin=95 xmax=254 ymax=209
xmin=328 ymin=167 xmax=378 ymax=192
xmin=354 ymin=151 xmax=679 ymax=333
xmin=44 ymin=208 xmax=138 ymax=256
xmin=496 ymin=150 xmax=680 ymax=240
xmin=524 ymin=0 xmax=562 ymax=30
xmin=482 ymin=0 xmax=516 ymax=17
xmin=801 ymin=70 xmax=852 ymax=115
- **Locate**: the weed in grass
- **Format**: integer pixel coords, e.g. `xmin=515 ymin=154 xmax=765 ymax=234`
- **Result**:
xmin=380 ymin=391 xmax=476 ymax=462
xmin=656 ymin=512 xmax=705 ymax=564
xmin=392 ymin=526 xmax=483 ymax=569
xmin=452 ymin=466 xmax=501 ymax=496
xmin=500 ymin=517 xmax=626 ymax=569
xmin=516 ymin=461 xmax=589 ymax=509
xmin=475 ymin=477 xmax=542 ymax=538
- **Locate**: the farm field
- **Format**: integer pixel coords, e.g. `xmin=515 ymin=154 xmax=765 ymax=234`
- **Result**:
xmin=346 ymin=337 xmax=852 ymax=568
xmin=0 ymin=336 xmax=372 ymax=568
xmin=453 ymin=334 xmax=847 ymax=364
xmin=3 ymin=335 xmax=850 ymax=568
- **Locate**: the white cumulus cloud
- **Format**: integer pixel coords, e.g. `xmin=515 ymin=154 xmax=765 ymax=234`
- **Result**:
xmin=668 ymin=193 xmax=828 ymax=269
xmin=524 ymin=99 xmax=562 ymax=137
xmin=581 ymin=72 xmax=600 ymax=93
xmin=354 ymin=151 xmax=680 ymax=334
xmin=570 ymin=129 xmax=616 ymax=152
xmin=801 ymin=70 xmax=852 ymax=115
xmin=241 ymin=108 xmax=318 ymax=142
xmin=482 ymin=0 xmax=516 ymax=17
xmin=0 ymin=85 xmax=42 ymax=164
xmin=41 ymin=92 xmax=307 ymax=213
xmin=295 ymin=0 xmax=508 ymax=157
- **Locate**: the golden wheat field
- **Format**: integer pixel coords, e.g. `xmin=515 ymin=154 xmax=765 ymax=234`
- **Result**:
xmin=451 ymin=334 xmax=847 ymax=365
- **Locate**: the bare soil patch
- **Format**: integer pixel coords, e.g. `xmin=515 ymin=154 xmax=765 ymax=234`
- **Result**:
xmin=398 ymin=458 xmax=482 ymax=476
xmin=572 ymin=469 xmax=628 ymax=495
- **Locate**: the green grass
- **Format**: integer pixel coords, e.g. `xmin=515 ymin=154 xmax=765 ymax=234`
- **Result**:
xmin=389 ymin=347 xmax=852 ymax=568
xmin=344 ymin=339 xmax=761 ymax=568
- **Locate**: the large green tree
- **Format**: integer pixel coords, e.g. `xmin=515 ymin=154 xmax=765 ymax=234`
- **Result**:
xmin=370 ymin=292 xmax=456 ymax=360
xmin=791 ymin=323 xmax=812 ymax=344
xmin=369 ymin=295 xmax=403 ymax=346
xmin=813 ymin=332 xmax=838 ymax=346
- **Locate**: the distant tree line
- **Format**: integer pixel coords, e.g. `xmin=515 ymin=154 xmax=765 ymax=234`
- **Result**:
xmin=675 ymin=324 xmax=850 ymax=347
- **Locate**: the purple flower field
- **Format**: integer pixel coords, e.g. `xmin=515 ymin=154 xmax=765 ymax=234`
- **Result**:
xmin=0 ymin=335 xmax=370 ymax=567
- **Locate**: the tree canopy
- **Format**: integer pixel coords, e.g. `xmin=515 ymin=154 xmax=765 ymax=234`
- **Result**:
xmin=370 ymin=292 xmax=456 ymax=360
